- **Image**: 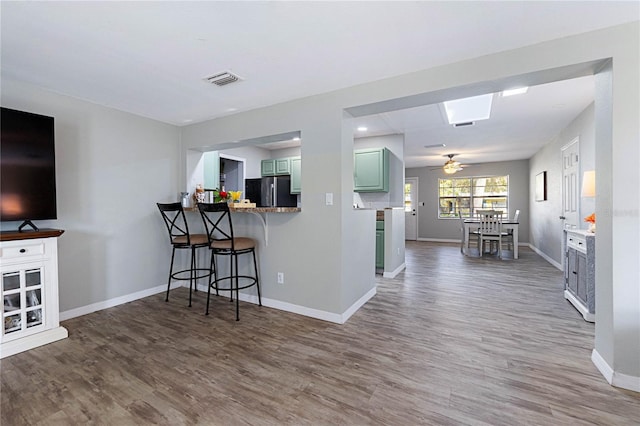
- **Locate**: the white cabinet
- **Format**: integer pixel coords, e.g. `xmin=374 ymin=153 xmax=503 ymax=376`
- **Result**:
xmin=1 ymin=230 xmax=67 ymax=358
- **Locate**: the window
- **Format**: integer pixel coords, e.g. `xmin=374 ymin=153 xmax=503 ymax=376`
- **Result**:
xmin=404 ymin=182 xmax=412 ymax=212
xmin=438 ymin=176 xmax=508 ymax=218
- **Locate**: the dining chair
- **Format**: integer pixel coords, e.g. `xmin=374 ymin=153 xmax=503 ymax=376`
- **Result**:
xmin=503 ymin=209 xmax=520 ymax=252
xmin=157 ymin=202 xmax=211 ymax=307
xmin=478 ymin=211 xmax=503 ymax=258
xmin=458 ymin=211 xmax=479 ymax=255
xmin=198 ymin=202 xmax=261 ymax=321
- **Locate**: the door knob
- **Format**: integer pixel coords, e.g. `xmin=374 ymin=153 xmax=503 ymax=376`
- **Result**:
xmin=559 ymin=216 xmax=566 ymax=220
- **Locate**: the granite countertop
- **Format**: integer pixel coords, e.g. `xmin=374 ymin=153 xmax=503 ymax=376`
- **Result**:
xmin=185 ymin=206 xmax=300 ymax=213
xmin=230 ymin=206 xmax=300 ymax=213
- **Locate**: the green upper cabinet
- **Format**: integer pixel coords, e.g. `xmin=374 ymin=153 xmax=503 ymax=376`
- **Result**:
xmin=262 ymin=157 xmax=292 ymax=177
xmin=275 ymin=158 xmax=291 ymax=175
xmin=261 ymin=159 xmax=276 ymax=176
xmin=354 ymin=147 xmax=390 ymax=192
xmin=290 ymin=156 xmax=301 ymax=194
xmin=203 ymin=151 xmax=220 ymax=189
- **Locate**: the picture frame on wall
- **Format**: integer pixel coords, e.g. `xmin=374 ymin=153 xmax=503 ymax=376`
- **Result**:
xmin=535 ymin=171 xmax=547 ymax=201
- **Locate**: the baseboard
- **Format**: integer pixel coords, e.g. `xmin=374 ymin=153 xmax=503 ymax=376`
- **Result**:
xmin=592 ymin=349 xmax=640 ymax=393
xmin=219 ymin=285 xmax=377 ymax=324
xmin=339 ymin=287 xmax=377 ymax=323
xmin=528 ymin=243 xmax=562 ymax=270
xmin=61 ymin=281 xmax=375 ymax=325
xmin=418 ymin=238 xmax=459 ymax=243
xmin=383 ymin=263 xmax=406 ymax=278
xmin=60 ymin=282 xmax=181 ymax=321
xmin=592 ymin=348 xmax=615 ymax=384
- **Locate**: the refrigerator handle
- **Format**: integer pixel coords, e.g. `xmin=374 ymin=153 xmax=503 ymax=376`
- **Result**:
xmin=270 ymin=183 xmax=275 ymax=206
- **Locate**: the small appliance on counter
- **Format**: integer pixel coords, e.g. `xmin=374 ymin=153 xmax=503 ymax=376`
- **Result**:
xmin=245 ymin=176 xmax=297 ymax=207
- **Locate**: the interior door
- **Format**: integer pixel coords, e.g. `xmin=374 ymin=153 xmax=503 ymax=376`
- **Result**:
xmin=404 ymin=178 xmax=418 ymax=240
xmin=561 ymin=138 xmax=580 ymax=230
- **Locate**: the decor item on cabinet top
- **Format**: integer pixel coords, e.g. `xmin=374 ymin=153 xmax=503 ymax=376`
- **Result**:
xmin=584 ymin=213 xmax=596 ymax=233
xmin=194 ymin=184 xmax=205 ymax=203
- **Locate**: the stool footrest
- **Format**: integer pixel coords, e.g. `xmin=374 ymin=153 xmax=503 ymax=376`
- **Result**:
xmin=170 ymin=268 xmax=214 ymax=281
xmin=209 ymin=275 xmax=259 ymax=292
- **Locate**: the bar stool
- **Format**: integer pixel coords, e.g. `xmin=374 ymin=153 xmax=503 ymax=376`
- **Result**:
xmin=197 ymin=202 xmax=261 ymax=321
xmin=157 ymin=202 xmax=210 ymax=307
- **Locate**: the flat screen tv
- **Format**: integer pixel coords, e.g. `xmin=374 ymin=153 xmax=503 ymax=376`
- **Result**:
xmin=1 ymin=107 xmax=57 ymax=231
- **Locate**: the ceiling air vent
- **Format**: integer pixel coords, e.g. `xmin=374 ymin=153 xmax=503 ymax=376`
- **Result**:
xmin=203 ymin=71 xmax=243 ymax=87
xmin=453 ymin=121 xmax=475 ymax=127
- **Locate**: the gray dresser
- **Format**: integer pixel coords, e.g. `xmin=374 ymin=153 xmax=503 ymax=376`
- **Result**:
xmin=564 ymin=229 xmax=595 ymax=322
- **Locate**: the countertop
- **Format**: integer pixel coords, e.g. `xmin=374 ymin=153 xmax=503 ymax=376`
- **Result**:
xmin=185 ymin=206 xmax=300 ymax=213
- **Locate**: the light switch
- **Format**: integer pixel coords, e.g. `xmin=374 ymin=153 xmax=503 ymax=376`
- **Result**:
xmin=325 ymin=192 xmax=333 ymax=206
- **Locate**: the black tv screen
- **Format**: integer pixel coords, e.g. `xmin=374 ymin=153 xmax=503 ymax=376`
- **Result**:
xmin=0 ymin=107 xmax=57 ymax=225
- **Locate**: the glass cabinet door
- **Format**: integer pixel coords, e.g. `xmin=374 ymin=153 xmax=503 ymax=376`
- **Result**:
xmin=2 ymin=266 xmax=44 ymax=336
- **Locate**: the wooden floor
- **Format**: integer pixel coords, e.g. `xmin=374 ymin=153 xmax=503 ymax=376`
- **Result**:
xmin=2 ymin=242 xmax=639 ymax=425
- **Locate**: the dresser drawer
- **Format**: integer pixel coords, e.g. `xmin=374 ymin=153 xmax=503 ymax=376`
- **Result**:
xmin=567 ymin=233 xmax=587 ymax=253
xmin=0 ymin=241 xmax=46 ymax=260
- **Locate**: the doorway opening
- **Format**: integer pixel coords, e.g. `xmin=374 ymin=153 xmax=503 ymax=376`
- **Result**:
xmin=219 ymin=155 xmax=245 ymax=192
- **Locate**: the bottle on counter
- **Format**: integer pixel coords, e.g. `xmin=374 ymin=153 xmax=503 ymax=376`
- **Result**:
xmin=180 ymin=192 xmax=190 ymax=208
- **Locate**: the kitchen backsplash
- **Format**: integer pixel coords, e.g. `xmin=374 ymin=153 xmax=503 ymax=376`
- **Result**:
xmin=353 ymin=192 xmax=401 ymax=209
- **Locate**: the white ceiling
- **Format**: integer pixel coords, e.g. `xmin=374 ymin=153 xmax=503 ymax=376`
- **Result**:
xmin=1 ymin=2 xmax=638 ymax=167
xmin=356 ymin=75 xmax=595 ymax=167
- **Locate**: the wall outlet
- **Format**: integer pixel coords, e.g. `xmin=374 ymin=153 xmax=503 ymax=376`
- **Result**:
xmin=397 ymin=247 xmax=401 ymax=255
xmin=277 ymin=272 xmax=284 ymax=284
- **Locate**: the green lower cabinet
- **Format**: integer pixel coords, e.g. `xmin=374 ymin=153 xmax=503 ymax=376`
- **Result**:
xmin=354 ymin=147 xmax=390 ymax=192
xmin=290 ymin=157 xmax=301 ymax=194
xmin=376 ymin=221 xmax=385 ymax=269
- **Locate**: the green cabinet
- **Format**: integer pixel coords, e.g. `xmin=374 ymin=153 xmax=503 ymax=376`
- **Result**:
xmin=275 ymin=158 xmax=291 ymax=175
xmin=354 ymin=148 xmax=389 ymax=192
xmin=261 ymin=159 xmax=276 ymax=176
xmin=203 ymin=151 xmax=220 ymax=189
xmin=290 ymin=157 xmax=301 ymax=194
xmin=376 ymin=221 xmax=385 ymax=269
xmin=262 ymin=157 xmax=292 ymax=176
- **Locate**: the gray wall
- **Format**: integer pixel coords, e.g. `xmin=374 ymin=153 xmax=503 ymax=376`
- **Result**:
xmin=530 ymin=103 xmax=595 ymax=265
xmin=0 ymin=77 xmax=180 ymax=312
xmin=406 ymin=160 xmax=529 ymax=242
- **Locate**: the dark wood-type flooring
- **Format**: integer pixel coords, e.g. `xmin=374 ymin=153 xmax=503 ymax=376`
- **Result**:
xmin=2 ymin=242 xmax=639 ymax=425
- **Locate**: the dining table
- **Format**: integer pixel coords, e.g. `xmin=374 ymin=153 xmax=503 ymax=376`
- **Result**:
xmin=463 ymin=219 xmax=520 ymax=259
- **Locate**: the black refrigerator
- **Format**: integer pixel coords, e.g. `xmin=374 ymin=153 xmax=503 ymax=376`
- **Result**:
xmin=245 ymin=177 xmax=297 ymax=207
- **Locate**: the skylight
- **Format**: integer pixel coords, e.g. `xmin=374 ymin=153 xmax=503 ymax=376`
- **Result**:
xmin=443 ymin=94 xmax=493 ymax=125
xmin=501 ymin=87 xmax=529 ymax=97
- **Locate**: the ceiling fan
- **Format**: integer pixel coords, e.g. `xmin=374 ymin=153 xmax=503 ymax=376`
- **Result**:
xmin=441 ymin=154 xmax=467 ymax=174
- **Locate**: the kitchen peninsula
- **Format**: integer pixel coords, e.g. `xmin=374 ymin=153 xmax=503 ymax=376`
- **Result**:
xmin=185 ymin=205 xmax=300 ymax=246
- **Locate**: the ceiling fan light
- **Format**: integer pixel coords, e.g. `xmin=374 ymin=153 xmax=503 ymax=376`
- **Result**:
xmin=443 ymin=164 xmax=458 ymax=174
xmin=443 ymin=160 xmax=459 ymax=174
